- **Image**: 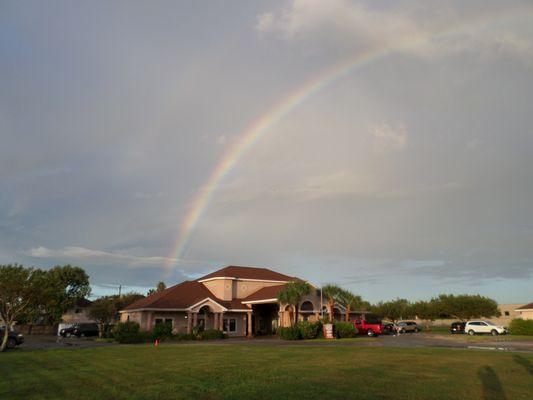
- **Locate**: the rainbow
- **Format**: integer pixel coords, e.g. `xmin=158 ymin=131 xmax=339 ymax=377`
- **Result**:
xmin=165 ymin=7 xmax=533 ymax=272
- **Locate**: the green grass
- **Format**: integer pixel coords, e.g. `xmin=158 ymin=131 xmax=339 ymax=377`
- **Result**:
xmin=1 ymin=344 xmax=532 ymax=399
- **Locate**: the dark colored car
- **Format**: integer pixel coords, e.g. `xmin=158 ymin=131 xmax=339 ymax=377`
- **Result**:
xmin=381 ymin=322 xmax=397 ymax=335
xmin=59 ymin=323 xmax=99 ymax=338
xmin=450 ymin=321 xmax=466 ymax=334
xmin=0 ymin=327 xmax=24 ymax=349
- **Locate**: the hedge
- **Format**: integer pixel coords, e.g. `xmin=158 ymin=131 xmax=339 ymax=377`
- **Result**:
xmin=508 ymin=318 xmax=533 ymax=335
xmin=333 ymin=321 xmax=357 ymax=338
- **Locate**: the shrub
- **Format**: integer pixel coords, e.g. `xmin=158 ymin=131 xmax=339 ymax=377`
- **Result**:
xmin=151 ymin=322 xmax=173 ymax=341
xmin=113 ymin=321 xmax=146 ymax=343
xmin=508 ymin=318 xmax=533 ymax=335
xmin=173 ymin=333 xmax=196 ymax=341
xmin=278 ymin=326 xmax=301 ymax=340
xmin=199 ymin=329 xmax=226 ymax=340
xmin=298 ymin=321 xmax=321 ymax=339
xmin=334 ymin=321 xmax=357 ymax=338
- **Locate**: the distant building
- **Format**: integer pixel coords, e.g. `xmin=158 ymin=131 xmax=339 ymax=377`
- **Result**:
xmin=61 ymin=298 xmax=96 ymax=324
xmin=515 ymin=302 xmax=533 ymax=320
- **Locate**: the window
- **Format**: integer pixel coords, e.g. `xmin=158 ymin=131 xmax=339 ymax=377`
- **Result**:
xmin=223 ymin=318 xmax=236 ymax=332
xmin=165 ymin=318 xmax=173 ymax=327
xmin=504 ymin=311 xmax=510 ymax=316
xmin=75 ymin=308 xmax=81 ymax=314
xmin=155 ymin=318 xmax=163 ymax=325
xmin=155 ymin=318 xmax=173 ymax=327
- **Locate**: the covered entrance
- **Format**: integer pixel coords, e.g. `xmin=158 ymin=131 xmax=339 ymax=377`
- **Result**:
xmin=250 ymin=303 xmax=279 ymax=336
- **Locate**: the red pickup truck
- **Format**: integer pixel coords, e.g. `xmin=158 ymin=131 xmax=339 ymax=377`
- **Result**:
xmin=352 ymin=314 xmax=382 ymax=337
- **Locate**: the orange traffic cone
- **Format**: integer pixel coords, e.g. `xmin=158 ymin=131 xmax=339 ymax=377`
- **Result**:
xmin=154 ymin=339 xmax=158 ymax=346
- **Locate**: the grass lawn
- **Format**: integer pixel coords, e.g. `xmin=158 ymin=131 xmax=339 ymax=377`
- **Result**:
xmin=1 ymin=344 xmax=532 ymax=400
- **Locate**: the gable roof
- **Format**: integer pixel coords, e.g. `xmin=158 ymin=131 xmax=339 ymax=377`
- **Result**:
xmin=198 ymin=265 xmax=295 ymax=282
xmin=242 ymin=285 xmax=286 ymax=303
xmin=124 ymin=281 xmax=215 ymax=310
xmin=516 ymin=302 xmax=533 ymax=310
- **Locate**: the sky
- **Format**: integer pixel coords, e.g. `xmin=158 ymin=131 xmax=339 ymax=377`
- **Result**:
xmin=1 ymin=0 xmax=533 ymax=303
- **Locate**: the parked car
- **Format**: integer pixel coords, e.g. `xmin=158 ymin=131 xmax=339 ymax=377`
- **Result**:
xmin=450 ymin=321 xmax=466 ymax=334
xmin=59 ymin=323 xmax=99 ymax=338
xmin=396 ymin=321 xmax=420 ymax=333
xmin=0 ymin=327 xmax=24 ymax=349
xmin=465 ymin=321 xmax=507 ymax=336
xmin=352 ymin=314 xmax=382 ymax=337
xmin=381 ymin=322 xmax=398 ymax=335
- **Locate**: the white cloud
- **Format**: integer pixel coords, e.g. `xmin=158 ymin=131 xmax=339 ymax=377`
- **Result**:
xmin=370 ymin=122 xmax=408 ymax=153
xmin=256 ymin=0 xmax=533 ymax=62
xmin=27 ymin=246 xmax=177 ymax=268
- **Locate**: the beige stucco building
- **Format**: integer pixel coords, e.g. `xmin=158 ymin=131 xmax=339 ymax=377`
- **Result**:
xmin=515 ymin=302 xmax=533 ymax=320
xmin=120 ymin=266 xmax=327 ymax=337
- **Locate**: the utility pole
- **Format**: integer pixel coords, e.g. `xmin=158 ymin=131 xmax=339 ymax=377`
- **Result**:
xmin=118 ymin=284 xmax=122 ymax=297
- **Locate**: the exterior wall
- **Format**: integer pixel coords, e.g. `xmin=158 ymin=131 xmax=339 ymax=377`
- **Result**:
xmin=62 ymin=307 xmax=96 ymax=324
xmin=202 ymin=279 xmax=233 ymax=301
xmin=235 ymin=280 xmax=281 ymax=299
xmin=517 ymin=310 xmax=533 ymax=320
xmin=222 ymin=312 xmax=246 ymax=337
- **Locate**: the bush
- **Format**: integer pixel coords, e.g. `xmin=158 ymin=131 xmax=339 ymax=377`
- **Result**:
xmin=278 ymin=326 xmax=301 ymax=340
xmin=334 ymin=321 xmax=357 ymax=338
xmin=298 ymin=321 xmax=322 ymax=339
xmin=508 ymin=319 xmax=533 ymax=335
xmin=113 ymin=321 xmax=147 ymax=343
xmin=199 ymin=329 xmax=226 ymax=340
xmin=151 ymin=322 xmax=173 ymax=341
xmin=172 ymin=333 xmax=197 ymax=341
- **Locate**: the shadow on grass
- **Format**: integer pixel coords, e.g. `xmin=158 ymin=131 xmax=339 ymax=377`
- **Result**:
xmin=513 ymin=355 xmax=533 ymax=376
xmin=478 ymin=366 xmax=506 ymax=400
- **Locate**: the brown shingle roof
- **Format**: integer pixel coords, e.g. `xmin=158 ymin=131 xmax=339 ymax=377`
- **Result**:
xmin=198 ymin=265 xmax=294 ymax=282
xmin=516 ymin=302 xmax=533 ymax=310
xmin=242 ymin=285 xmax=286 ymax=303
xmin=124 ymin=281 xmax=215 ymax=310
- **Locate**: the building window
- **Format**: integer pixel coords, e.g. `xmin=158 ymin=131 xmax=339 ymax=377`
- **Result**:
xmin=155 ymin=318 xmax=173 ymax=327
xmin=155 ymin=318 xmax=163 ymax=325
xmin=165 ymin=318 xmax=173 ymax=326
xmin=75 ymin=309 xmax=81 ymax=314
xmin=504 ymin=311 xmax=510 ymax=316
xmin=223 ymin=318 xmax=236 ymax=332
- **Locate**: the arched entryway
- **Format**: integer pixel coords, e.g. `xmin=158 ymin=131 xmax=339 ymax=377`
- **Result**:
xmin=197 ymin=305 xmax=215 ymax=331
xmin=300 ymin=301 xmax=315 ymax=321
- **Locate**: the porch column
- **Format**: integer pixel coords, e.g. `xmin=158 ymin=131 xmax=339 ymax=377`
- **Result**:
xmin=242 ymin=314 xmax=247 ymax=336
xmin=187 ymin=311 xmax=192 ymax=334
xmin=192 ymin=312 xmax=198 ymax=328
xmin=214 ymin=313 xmax=219 ymax=330
xmin=219 ymin=312 xmax=224 ymax=331
xmin=278 ymin=311 xmax=284 ymax=328
xmin=247 ymin=311 xmax=253 ymax=337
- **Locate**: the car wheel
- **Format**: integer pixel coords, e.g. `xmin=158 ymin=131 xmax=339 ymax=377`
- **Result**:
xmin=80 ymin=333 xmax=85 ymax=338
xmin=367 ymin=329 xmax=374 ymax=337
xmin=400 ymin=329 xmax=405 ymax=334
xmin=7 ymin=338 xmax=17 ymax=349
xmin=491 ymin=330 xmax=498 ymax=336
xmin=468 ymin=330 xmax=475 ymax=336
xmin=65 ymin=332 xmax=71 ymax=338
xmin=414 ymin=328 xmax=419 ymax=333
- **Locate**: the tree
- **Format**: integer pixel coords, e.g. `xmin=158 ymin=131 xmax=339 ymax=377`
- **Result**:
xmin=410 ymin=300 xmax=438 ymax=329
xmin=277 ymin=281 xmax=311 ymax=326
xmin=43 ymin=265 xmax=91 ymax=324
xmin=322 ymin=284 xmax=344 ymax=322
xmin=433 ymin=294 xmax=500 ymax=321
xmin=372 ymin=298 xmax=413 ymax=322
xmin=87 ymin=296 xmax=116 ymax=338
xmin=88 ymin=292 xmax=144 ymax=338
xmin=339 ymin=290 xmax=365 ymax=322
xmin=0 ymin=264 xmax=45 ymax=351
xmin=147 ymin=281 xmax=166 ymax=296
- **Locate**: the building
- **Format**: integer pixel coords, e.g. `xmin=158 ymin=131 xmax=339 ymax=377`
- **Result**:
xmin=119 ymin=265 xmax=327 ymax=337
xmin=515 ymin=302 xmax=533 ymax=320
xmin=61 ymin=298 xmax=96 ymax=324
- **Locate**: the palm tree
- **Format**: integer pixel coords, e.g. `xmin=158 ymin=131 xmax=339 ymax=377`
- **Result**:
xmin=339 ymin=290 xmax=364 ymax=322
xmin=277 ymin=280 xmax=311 ymax=326
xmin=322 ymin=284 xmax=343 ymax=322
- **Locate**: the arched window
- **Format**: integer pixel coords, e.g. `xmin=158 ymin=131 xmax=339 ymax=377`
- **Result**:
xmin=300 ymin=301 xmax=314 ymax=312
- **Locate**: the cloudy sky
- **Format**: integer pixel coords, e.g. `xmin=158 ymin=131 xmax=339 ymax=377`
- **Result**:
xmin=2 ymin=0 xmax=533 ymax=303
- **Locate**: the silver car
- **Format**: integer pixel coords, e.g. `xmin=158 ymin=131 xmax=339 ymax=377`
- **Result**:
xmin=396 ymin=321 xmax=420 ymax=333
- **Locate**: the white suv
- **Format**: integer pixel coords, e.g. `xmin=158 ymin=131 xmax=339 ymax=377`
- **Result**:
xmin=465 ymin=321 xmax=507 ymax=336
